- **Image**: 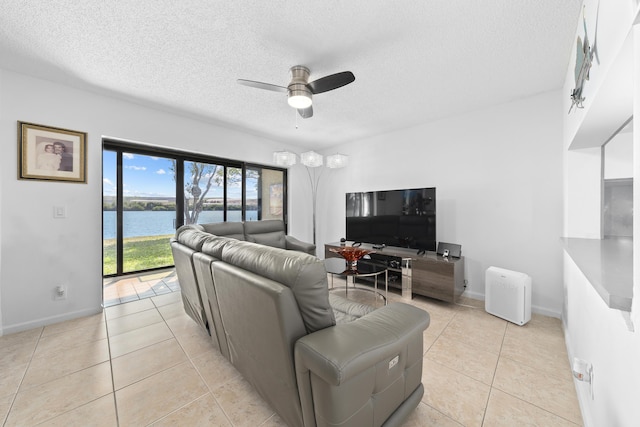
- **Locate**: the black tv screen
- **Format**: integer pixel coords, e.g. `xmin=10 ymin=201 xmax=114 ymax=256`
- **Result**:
xmin=346 ymin=187 xmax=436 ymax=250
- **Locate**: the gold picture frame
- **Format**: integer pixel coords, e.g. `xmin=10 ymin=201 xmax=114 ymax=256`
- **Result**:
xmin=18 ymin=121 xmax=87 ymax=183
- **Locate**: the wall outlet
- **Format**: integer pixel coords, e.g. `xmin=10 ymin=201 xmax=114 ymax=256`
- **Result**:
xmin=54 ymin=285 xmax=66 ymax=300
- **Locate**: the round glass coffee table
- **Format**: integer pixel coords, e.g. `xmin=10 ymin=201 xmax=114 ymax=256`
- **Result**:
xmin=324 ymin=257 xmax=388 ymax=305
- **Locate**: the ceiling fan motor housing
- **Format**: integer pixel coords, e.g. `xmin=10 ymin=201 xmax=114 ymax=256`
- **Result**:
xmin=287 ymin=65 xmax=312 ymax=108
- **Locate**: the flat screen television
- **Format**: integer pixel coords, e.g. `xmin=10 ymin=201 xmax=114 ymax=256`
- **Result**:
xmin=345 ymin=187 xmax=436 ymax=250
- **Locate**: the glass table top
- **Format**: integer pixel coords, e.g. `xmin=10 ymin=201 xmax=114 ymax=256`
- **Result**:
xmin=324 ymin=257 xmax=387 ymax=276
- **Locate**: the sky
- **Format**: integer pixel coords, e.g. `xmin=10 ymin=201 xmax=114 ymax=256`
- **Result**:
xmin=102 ymin=151 xmax=253 ymax=199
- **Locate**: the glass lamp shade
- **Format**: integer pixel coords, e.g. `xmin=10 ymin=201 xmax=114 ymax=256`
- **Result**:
xmin=287 ymin=93 xmax=312 ymax=109
xmin=300 ymin=151 xmax=323 ymax=167
xmin=287 ymin=84 xmax=312 ymax=109
xmin=326 ymin=153 xmax=349 ymax=169
xmin=273 ymin=151 xmax=297 ymax=167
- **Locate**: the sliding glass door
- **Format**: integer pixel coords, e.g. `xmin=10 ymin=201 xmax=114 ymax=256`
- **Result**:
xmin=103 ymin=150 xmax=177 ymax=275
xmin=103 ymin=142 xmax=287 ymax=277
xmin=121 ymin=152 xmax=177 ymax=273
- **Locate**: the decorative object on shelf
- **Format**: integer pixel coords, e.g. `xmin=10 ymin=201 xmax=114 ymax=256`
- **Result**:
xmin=18 ymin=121 xmax=87 ymax=183
xmin=329 ymin=246 xmax=374 ymax=272
xmin=569 ymin=2 xmax=600 ymax=113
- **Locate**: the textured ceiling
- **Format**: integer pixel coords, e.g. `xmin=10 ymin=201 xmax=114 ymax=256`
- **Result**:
xmin=0 ymin=1 xmax=582 ymax=150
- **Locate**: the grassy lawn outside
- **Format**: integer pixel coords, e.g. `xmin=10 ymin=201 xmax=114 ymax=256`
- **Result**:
xmin=103 ymin=234 xmax=174 ymax=275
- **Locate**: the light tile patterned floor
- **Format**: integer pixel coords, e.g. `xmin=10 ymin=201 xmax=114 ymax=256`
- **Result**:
xmin=102 ymin=269 xmax=180 ymax=307
xmin=0 ymin=271 xmax=583 ymax=426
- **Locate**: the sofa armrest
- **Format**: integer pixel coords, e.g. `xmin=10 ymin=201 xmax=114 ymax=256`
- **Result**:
xmin=295 ymin=303 xmax=429 ymax=426
xmin=285 ymin=235 xmax=316 ymax=255
xmin=295 ymin=302 xmax=429 ymax=386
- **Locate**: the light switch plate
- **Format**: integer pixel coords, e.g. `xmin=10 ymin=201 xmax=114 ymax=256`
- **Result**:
xmin=53 ymin=206 xmax=66 ymax=219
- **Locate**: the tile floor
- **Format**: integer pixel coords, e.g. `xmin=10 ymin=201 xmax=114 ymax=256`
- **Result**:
xmin=0 ymin=271 xmax=583 ymax=426
xmin=102 ymin=269 xmax=180 ymax=307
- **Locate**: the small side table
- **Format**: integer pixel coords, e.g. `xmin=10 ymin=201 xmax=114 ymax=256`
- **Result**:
xmin=324 ymin=258 xmax=388 ymax=305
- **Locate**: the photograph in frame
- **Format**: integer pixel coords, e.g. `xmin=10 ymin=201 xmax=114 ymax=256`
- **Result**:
xmin=18 ymin=121 xmax=87 ymax=183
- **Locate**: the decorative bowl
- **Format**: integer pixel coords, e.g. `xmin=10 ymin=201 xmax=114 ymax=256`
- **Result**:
xmin=329 ymin=247 xmax=374 ymax=272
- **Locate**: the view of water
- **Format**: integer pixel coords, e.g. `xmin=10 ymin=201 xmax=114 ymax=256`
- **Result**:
xmin=103 ymin=210 xmax=259 ymax=239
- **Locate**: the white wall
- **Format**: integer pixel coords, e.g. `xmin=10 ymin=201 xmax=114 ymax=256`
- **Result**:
xmin=604 ymin=131 xmax=633 ymax=179
xmin=0 ymin=69 xmax=305 ymax=334
xmin=315 ymin=91 xmax=565 ymax=316
xmin=0 ymin=70 xmax=4 ymax=330
xmin=564 ymin=255 xmax=640 ymax=426
xmin=0 ymin=66 xmax=566 ymax=335
xmin=561 ymin=0 xmax=640 ymax=425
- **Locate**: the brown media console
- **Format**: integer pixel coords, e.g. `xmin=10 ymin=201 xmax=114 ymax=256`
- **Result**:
xmin=325 ymin=241 xmax=465 ymax=303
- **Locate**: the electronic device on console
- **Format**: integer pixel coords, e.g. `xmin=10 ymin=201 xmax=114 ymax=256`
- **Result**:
xmin=436 ymin=242 xmax=462 ymax=258
xmin=345 ymin=187 xmax=436 ymax=251
xmin=369 ymin=253 xmax=402 ymax=269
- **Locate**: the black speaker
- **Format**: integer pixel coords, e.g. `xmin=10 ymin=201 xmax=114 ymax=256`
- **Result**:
xmin=437 ymin=242 xmax=461 ymax=258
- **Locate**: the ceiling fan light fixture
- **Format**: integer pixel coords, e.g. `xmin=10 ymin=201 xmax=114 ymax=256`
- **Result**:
xmin=301 ymin=151 xmax=323 ymax=168
xmin=326 ymin=153 xmax=349 ymax=169
xmin=287 ymin=88 xmax=312 ymax=109
xmin=273 ymin=150 xmax=297 ymax=167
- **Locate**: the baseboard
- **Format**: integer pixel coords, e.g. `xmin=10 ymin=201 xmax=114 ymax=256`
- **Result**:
xmin=461 ymin=290 xmax=561 ymax=318
xmin=1 ymin=307 xmax=103 ymax=335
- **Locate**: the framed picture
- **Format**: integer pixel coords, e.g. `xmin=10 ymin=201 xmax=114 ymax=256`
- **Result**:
xmin=18 ymin=121 xmax=87 ymax=183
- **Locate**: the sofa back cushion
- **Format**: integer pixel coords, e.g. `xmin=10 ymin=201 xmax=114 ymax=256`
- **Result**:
xmin=175 ymin=226 xmax=210 ymax=251
xmin=212 ymin=261 xmax=307 ymax=427
xmin=221 ymin=241 xmax=335 ymax=333
xmin=200 ymin=221 xmax=246 ymax=240
xmin=244 ymin=219 xmax=287 ymax=249
xmin=200 ymin=235 xmax=242 ymax=259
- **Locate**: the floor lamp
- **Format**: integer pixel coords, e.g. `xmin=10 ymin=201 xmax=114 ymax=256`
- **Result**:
xmin=273 ymin=150 xmax=348 ymax=245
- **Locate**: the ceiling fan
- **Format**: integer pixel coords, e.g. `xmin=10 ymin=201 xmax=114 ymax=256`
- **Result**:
xmin=237 ymin=65 xmax=355 ymax=119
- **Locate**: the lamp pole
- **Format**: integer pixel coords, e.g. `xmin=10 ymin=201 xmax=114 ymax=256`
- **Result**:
xmin=304 ymin=164 xmax=325 ymax=245
xmin=273 ymin=150 xmax=348 ymax=246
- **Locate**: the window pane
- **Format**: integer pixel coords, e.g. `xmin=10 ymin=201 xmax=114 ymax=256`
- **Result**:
xmin=226 ymin=167 xmax=243 ymax=222
xmin=246 ymin=167 xmax=284 ymax=221
xmin=122 ymin=153 xmax=176 ymax=273
xmin=103 ymin=150 xmax=117 ymax=275
xmin=184 ymin=161 xmax=224 ymax=224
xmin=245 ymin=168 xmax=260 ymax=221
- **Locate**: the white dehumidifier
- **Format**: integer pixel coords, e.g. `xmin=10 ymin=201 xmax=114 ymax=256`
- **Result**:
xmin=485 ymin=266 xmax=531 ymax=325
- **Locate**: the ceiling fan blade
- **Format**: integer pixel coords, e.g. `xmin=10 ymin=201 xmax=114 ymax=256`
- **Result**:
xmin=237 ymin=79 xmax=287 ymax=93
xmin=306 ymin=71 xmax=355 ymax=94
xmin=298 ymin=106 xmax=313 ymax=119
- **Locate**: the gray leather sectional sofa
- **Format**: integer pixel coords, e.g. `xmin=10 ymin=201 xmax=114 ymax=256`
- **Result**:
xmin=170 ymin=221 xmax=430 ymax=427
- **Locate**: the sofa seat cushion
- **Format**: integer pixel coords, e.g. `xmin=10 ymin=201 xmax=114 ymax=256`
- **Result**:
xmin=221 ymin=241 xmax=335 ymax=333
